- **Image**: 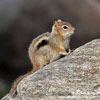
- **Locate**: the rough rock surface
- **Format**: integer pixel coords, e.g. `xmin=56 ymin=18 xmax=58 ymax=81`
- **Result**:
xmin=1 ymin=39 xmax=100 ymax=100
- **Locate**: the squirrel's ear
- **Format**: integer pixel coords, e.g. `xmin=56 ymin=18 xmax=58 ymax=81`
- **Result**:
xmin=53 ymin=19 xmax=62 ymax=25
xmin=53 ymin=21 xmax=57 ymax=25
xmin=57 ymin=19 xmax=62 ymax=22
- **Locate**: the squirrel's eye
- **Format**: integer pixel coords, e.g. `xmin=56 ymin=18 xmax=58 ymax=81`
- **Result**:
xmin=62 ymin=25 xmax=68 ymax=30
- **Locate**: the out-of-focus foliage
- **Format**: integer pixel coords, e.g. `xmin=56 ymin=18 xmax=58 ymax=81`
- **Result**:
xmin=0 ymin=0 xmax=100 ymax=98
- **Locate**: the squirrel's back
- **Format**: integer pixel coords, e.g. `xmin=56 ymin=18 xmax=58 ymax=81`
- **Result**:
xmin=28 ymin=32 xmax=50 ymax=69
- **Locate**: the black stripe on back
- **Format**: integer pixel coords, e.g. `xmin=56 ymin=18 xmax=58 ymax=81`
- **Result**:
xmin=37 ymin=40 xmax=49 ymax=49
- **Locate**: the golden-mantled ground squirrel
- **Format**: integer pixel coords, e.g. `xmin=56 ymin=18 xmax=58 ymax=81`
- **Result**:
xmin=10 ymin=19 xmax=75 ymax=95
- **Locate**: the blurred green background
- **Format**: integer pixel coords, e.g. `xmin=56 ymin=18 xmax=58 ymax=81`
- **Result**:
xmin=0 ymin=0 xmax=100 ymax=98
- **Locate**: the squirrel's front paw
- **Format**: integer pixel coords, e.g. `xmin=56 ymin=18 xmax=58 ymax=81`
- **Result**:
xmin=50 ymin=52 xmax=67 ymax=63
xmin=43 ymin=62 xmax=49 ymax=66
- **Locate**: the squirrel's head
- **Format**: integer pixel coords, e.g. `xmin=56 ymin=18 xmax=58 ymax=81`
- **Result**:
xmin=52 ymin=19 xmax=75 ymax=38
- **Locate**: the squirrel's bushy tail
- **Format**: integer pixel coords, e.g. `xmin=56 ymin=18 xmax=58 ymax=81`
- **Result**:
xmin=10 ymin=70 xmax=36 ymax=95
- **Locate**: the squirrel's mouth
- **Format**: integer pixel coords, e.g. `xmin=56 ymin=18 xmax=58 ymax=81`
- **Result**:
xmin=62 ymin=31 xmax=74 ymax=39
xmin=66 ymin=30 xmax=74 ymax=37
xmin=70 ymin=30 xmax=75 ymax=35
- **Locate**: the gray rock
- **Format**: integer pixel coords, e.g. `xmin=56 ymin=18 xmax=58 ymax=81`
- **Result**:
xmin=1 ymin=39 xmax=100 ymax=100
